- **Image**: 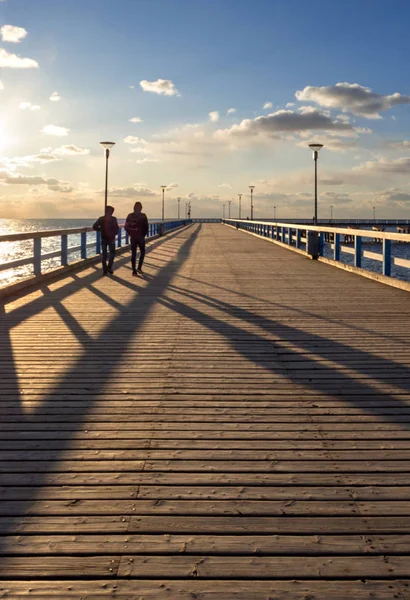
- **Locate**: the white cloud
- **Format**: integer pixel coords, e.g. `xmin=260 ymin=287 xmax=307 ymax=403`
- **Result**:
xmin=140 ymin=78 xmax=179 ymax=96
xmin=130 ymin=147 xmax=151 ymax=154
xmin=355 ymin=156 xmax=410 ymax=174
xmin=227 ymin=108 xmax=236 ymax=114
xmin=129 ymin=85 xmax=135 ymax=89
xmin=215 ymin=108 xmax=355 ymax=139
xmin=0 ymin=47 xmax=38 ymax=68
xmin=135 ymin=157 xmax=158 ymax=164
xmin=50 ymin=144 xmax=90 ymax=156
xmin=129 ymin=117 xmax=143 ymax=123
xmin=286 ymin=102 xmax=295 ymax=108
xmin=386 ymin=140 xmax=410 ymax=150
xmin=167 ymin=182 xmax=178 ymax=189
xmin=296 ymin=82 xmax=410 ymax=119
xmin=49 ymin=91 xmax=61 ymax=102
xmin=263 ymin=102 xmax=273 ymax=109
xmin=1 ymin=25 xmax=28 ymax=43
xmin=219 ymin=183 xmax=233 ymax=189
xmin=19 ymin=101 xmax=40 ymax=111
xmin=123 ymin=135 xmax=146 ymax=144
xmin=2 ymin=173 xmax=72 ymax=192
xmin=41 ymin=125 xmax=69 ymax=136
xmin=109 ymin=185 xmax=159 ymax=197
xmin=209 ymin=111 xmax=219 ymax=122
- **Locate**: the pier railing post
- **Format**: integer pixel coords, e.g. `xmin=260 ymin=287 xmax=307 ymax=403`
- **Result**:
xmin=383 ymin=239 xmax=391 ymax=276
xmin=355 ymin=235 xmax=362 ymax=268
xmin=81 ymin=232 xmax=87 ymax=259
xmin=296 ymin=229 xmax=301 ymax=249
xmin=61 ymin=234 xmax=68 ymax=267
xmin=96 ymin=231 xmax=101 ymax=255
xmin=334 ymin=233 xmax=340 ymax=261
xmin=33 ymin=238 xmax=41 ymax=276
xmin=306 ymin=231 xmax=319 ymax=259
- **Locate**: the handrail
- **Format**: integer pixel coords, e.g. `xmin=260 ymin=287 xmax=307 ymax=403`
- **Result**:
xmin=222 ymin=218 xmax=410 ymax=281
xmin=0 ymin=219 xmax=189 ymax=284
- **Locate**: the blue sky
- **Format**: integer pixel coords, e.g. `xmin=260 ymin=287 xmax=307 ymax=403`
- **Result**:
xmin=1 ymin=0 xmax=410 ymax=219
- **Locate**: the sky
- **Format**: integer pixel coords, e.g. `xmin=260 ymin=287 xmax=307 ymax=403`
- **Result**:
xmin=1 ymin=0 xmax=410 ymax=220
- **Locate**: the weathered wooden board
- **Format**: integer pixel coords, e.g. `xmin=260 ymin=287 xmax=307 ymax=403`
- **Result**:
xmin=1 ymin=223 xmax=410 ymax=596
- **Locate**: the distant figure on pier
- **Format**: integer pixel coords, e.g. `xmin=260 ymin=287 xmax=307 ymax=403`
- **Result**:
xmin=93 ymin=205 xmax=119 ymax=276
xmin=125 ymin=201 xmax=149 ymax=276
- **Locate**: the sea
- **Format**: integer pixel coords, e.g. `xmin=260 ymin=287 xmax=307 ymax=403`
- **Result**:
xmin=1 ymin=218 xmax=410 ymax=288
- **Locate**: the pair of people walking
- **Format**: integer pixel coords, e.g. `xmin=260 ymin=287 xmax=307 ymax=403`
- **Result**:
xmin=93 ymin=202 xmax=148 ymax=276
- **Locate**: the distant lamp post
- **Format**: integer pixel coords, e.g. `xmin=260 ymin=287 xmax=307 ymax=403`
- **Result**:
xmin=177 ymin=197 xmax=181 ymax=219
xmin=274 ymin=205 xmax=276 ymax=221
xmin=238 ymin=194 xmax=242 ymax=219
xmin=100 ymin=141 xmax=115 ymax=210
xmin=330 ymin=205 xmax=333 ymax=221
xmin=308 ymin=143 xmax=324 ymax=225
xmin=228 ymin=200 xmax=232 ymax=219
xmin=373 ymin=206 xmax=376 ymax=221
xmin=249 ymin=185 xmax=255 ymax=220
xmin=161 ymin=185 xmax=167 ymax=221
xmin=188 ymin=202 xmax=192 ymax=219
xmin=223 ymin=204 xmax=225 ymax=219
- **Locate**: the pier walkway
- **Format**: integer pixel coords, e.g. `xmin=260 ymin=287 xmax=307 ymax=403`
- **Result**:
xmin=1 ymin=223 xmax=410 ymax=598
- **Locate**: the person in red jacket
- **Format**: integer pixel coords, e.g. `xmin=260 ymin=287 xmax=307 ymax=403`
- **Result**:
xmin=93 ymin=205 xmax=119 ymax=275
xmin=124 ymin=201 xmax=149 ymax=276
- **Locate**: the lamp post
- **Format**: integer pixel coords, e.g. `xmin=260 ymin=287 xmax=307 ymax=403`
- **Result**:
xmin=223 ymin=204 xmax=225 ymax=219
xmin=177 ymin=197 xmax=181 ymax=219
xmin=330 ymin=205 xmax=333 ymax=221
xmin=373 ymin=206 xmax=376 ymax=221
xmin=161 ymin=185 xmax=167 ymax=221
xmin=249 ymin=185 xmax=255 ymax=220
xmin=238 ymin=194 xmax=242 ymax=219
xmin=188 ymin=202 xmax=191 ymax=219
xmin=228 ymin=200 xmax=232 ymax=219
xmin=274 ymin=205 xmax=276 ymax=221
xmin=308 ymin=143 xmax=324 ymax=225
xmin=100 ymin=142 xmax=115 ymax=210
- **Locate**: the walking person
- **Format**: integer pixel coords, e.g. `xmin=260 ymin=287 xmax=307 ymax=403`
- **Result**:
xmin=125 ymin=201 xmax=149 ymax=276
xmin=93 ymin=205 xmax=119 ymax=275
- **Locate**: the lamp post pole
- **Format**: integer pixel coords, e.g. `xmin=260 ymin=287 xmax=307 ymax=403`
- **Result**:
xmin=177 ymin=197 xmax=181 ymax=219
xmin=274 ymin=205 xmax=276 ymax=221
xmin=228 ymin=200 xmax=231 ymax=219
xmin=223 ymin=204 xmax=225 ymax=219
xmin=161 ymin=186 xmax=167 ymax=221
xmin=238 ymin=194 xmax=242 ymax=219
xmin=308 ymin=144 xmax=324 ymax=225
xmin=249 ymin=185 xmax=255 ymax=220
xmin=100 ymin=142 xmax=115 ymax=211
xmin=330 ymin=205 xmax=333 ymax=221
xmin=373 ymin=206 xmax=376 ymax=221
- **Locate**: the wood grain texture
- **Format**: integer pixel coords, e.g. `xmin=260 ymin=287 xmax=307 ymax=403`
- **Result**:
xmin=1 ymin=222 xmax=410 ymax=596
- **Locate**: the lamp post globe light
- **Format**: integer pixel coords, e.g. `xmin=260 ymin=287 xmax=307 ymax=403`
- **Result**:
xmin=308 ymin=143 xmax=324 ymax=225
xmin=100 ymin=142 xmax=115 ymax=210
xmin=249 ymin=185 xmax=255 ymax=220
xmin=161 ymin=185 xmax=167 ymax=221
xmin=238 ymin=193 xmax=242 ymax=219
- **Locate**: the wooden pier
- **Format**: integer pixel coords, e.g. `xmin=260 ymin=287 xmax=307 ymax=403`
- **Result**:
xmin=1 ymin=222 xmax=410 ymax=598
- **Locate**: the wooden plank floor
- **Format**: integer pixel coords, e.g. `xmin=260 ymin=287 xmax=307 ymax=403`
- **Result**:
xmin=1 ymin=222 xmax=410 ymax=598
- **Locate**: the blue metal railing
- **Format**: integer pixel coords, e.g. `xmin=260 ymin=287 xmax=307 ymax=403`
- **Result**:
xmin=223 ymin=218 xmax=410 ymax=281
xmin=0 ymin=219 xmax=189 ymax=281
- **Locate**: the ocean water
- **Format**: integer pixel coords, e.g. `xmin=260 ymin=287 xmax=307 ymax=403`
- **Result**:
xmin=1 ymin=219 xmax=410 ymax=288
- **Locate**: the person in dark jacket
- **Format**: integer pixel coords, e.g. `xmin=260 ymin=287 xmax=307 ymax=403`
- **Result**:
xmin=93 ymin=205 xmax=119 ymax=275
xmin=124 ymin=201 xmax=149 ymax=276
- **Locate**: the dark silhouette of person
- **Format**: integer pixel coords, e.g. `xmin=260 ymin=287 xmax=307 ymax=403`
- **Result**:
xmin=93 ymin=205 xmax=119 ymax=275
xmin=124 ymin=201 xmax=149 ymax=276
